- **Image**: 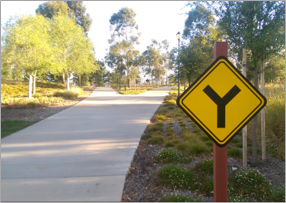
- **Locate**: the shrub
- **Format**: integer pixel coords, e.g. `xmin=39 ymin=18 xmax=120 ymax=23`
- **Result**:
xmin=157 ymin=115 xmax=167 ymax=121
xmin=194 ymin=159 xmax=213 ymax=175
xmin=228 ymin=148 xmax=242 ymax=158
xmin=141 ymin=133 xmax=152 ymax=140
xmin=235 ymin=142 xmax=243 ymax=148
xmin=156 ymin=148 xmax=192 ymax=164
xmin=181 ymin=128 xmax=191 ymax=135
xmin=157 ymin=165 xmax=195 ymax=190
xmin=166 ymin=127 xmax=175 ymax=136
xmin=229 ymin=168 xmax=271 ymax=201
xmin=157 ymin=108 xmax=168 ymax=116
xmin=53 ymin=91 xmax=78 ymax=99
xmin=166 ymin=112 xmax=174 ymax=118
xmin=269 ymin=186 xmax=285 ymax=202
xmin=147 ymin=135 xmax=165 ymax=145
xmin=161 ymin=194 xmax=201 ymax=202
xmin=147 ymin=122 xmax=164 ymax=133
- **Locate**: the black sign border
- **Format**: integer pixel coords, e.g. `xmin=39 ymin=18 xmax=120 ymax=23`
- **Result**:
xmin=176 ymin=56 xmax=267 ymax=147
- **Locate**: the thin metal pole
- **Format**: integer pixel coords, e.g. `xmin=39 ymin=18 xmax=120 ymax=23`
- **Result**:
xmin=213 ymin=41 xmax=228 ymax=202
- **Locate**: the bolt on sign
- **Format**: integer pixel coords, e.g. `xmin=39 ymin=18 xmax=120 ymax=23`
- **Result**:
xmin=177 ymin=56 xmax=267 ymax=146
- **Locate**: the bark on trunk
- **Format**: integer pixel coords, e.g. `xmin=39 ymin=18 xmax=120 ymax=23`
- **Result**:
xmin=79 ymin=75 xmax=81 ymax=86
xmin=33 ymin=75 xmax=36 ymax=94
xmin=62 ymin=73 xmax=66 ymax=85
xmin=252 ymin=66 xmax=258 ymax=164
xmin=67 ymin=73 xmax=70 ymax=91
xmin=28 ymin=75 xmax=32 ymax=99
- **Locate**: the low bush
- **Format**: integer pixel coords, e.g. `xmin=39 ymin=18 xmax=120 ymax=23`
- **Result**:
xmin=157 ymin=165 xmax=195 ymax=190
xmin=147 ymin=122 xmax=164 ymax=134
xmin=193 ymin=159 xmax=213 ymax=175
xmin=141 ymin=133 xmax=152 ymax=140
xmin=147 ymin=135 xmax=165 ymax=145
xmin=161 ymin=194 xmax=201 ymax=202
xmin=157 ymin=108 xmax=169 ymax=116
xmin=156 ymin=148 xmax=192 ymax=164
xmin=166 ymin=127 xmax=175 ymax=136
xmin=228 ymin=148 xmax=242 ymax=158
xmin=166 ymin=112 xmax=174 ymax=118
xmin=269 ymin=185 xmax=285 ymax=202
xmin=53 ymin=91 xmax=79 ymax=99
xmin=229 ymin=168 xmax=271 ymax=201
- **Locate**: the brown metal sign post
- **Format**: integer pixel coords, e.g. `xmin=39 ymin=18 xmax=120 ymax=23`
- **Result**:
xmin=213 ymin=41 xmax=228 ymax=202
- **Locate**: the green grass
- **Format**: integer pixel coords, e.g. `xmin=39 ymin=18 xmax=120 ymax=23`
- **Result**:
xmin=146 ymin=122 xmax=164 ymax=134
xmin=166 ymin=127 xmax=175 ymax=136
xmin=175 ymin=132 xmax=210 ymax=156
xmin=269 ymin=186 xmax=285 ymax=202
xmin=53 ymin=91 xmax=79 ymax=99
xmin=141 ymin=133 xmax=152 ymax=140
xmin=1 ymin=120 xmax=37 ymax=138
xmin=228 ymin=148 xmax=243 ymax=158
xmin=147 ymin=135 xmax=165 ymax=145
xmin=161 ymin=194 xmax=201 ymax=202
xmin=156 ymin=148 xmax=192 ymax=164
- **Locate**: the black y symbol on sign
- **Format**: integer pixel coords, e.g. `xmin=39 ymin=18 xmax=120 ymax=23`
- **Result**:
xmin=203 ymin=85 xmax=241 ymax=128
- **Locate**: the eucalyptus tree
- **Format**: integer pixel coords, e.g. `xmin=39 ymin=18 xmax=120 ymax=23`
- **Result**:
xmin=50 ymin=14 xmax=97 ymax=90
xmin=1 ymin=14 xmax=54 ymax=98
xmin=36 ymin=1 xmax=92 ymax=35
xmin=213 ymin=1 xmax=285 ymax=163
xmin=108 ymin=7 xmax=141 ymax=88
xmin=142 ymin=40 xmax=164 ymax=85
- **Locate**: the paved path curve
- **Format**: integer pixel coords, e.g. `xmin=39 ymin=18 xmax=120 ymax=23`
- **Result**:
xmin=1 ymin=86 xmax=173 ymax=201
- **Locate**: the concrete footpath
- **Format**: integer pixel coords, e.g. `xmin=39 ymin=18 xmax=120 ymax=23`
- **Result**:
xmin=1 ymin=86 xmax=173 ymax=202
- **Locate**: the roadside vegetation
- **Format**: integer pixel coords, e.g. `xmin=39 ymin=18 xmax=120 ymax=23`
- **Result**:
xmin=1 ymin=120 xmax=38 ymax=139
xmin=112 ymin=84 xmax=168 ymax=95
xmin=1 ymin=80 xmax=94 ymax=109
xmin=139 ymin=84 xmax=285 ymax=202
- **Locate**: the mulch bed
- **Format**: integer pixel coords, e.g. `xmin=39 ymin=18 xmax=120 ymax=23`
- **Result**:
xmin=121 ymin=105 xmax=285 ymax=202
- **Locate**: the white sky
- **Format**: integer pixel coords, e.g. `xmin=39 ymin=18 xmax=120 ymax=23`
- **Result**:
xmin=1 ymin=1 xmax=190 ymax=73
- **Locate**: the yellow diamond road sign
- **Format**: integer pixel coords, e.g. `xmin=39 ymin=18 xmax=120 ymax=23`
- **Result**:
xmin=177 ymin=56 xmax=267 ymax=147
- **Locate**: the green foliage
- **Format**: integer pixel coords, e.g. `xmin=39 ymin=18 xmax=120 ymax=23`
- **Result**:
xmin=269 ymin=186 xmax=285 ymax=202
xmin=156 ymin=148 xmax=192 ymax=164
xmin=147 ymin=122 xmax=164 ymax=134
xmin=161 ymin=194 xmax=201 ymax=202
xmin=193 ymin=159 xmax=213 ymax=175
xmin=235 ymin=142 xmax=243 ymax=148
xmin=231 ymin=137 xmax=240 ymax=143
xmin=175 ymin=133 xmax=210 ymax=156
xmin=141 ymin=133 xmax=152 ymax=140
xmin=157 ymin=165 xmax=195 ymax=190
xmin=227 ymin=147 xmax=242 ymax=158
xmin=166 ymin=127 xmax=175 ymax=136
xmin=229 ymin=168 xmax=271 ymax=201
xmin=2 ymin=120 xmax=37 ymax=138
xmin=147 ymin=135 xmax=165 ymax=145
xmin=53 ymin=91 xmax=78 ymax=100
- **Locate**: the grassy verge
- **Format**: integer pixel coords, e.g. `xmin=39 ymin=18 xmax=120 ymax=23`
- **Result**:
xmin=1 ymin=80 xmax=95 ymax=109
xmin=1 ymin=120 xmax=38 ymax=139
xmin=138 ymin=84 xmax=285 ymax=201
xmin=112 ymin=84 xmax=164 ymax=95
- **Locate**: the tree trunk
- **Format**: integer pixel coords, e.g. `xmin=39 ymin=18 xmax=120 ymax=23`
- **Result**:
xmin=79 ymin=75 xmax=81 ymax=86
xmin=252 ymin=66 xmax=258 ymax=164
xmin=119 ymin=71 xmax=122 ymax=90
xmin=62 ymin=73 xmax=66 ymax=85
xmin=33 ymin=75 xmax=36 ymax=94
xmin=67 ymin=73 xmax=70 ymax=91
xmin=28 ymin=75 xmax=32 ymax=99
